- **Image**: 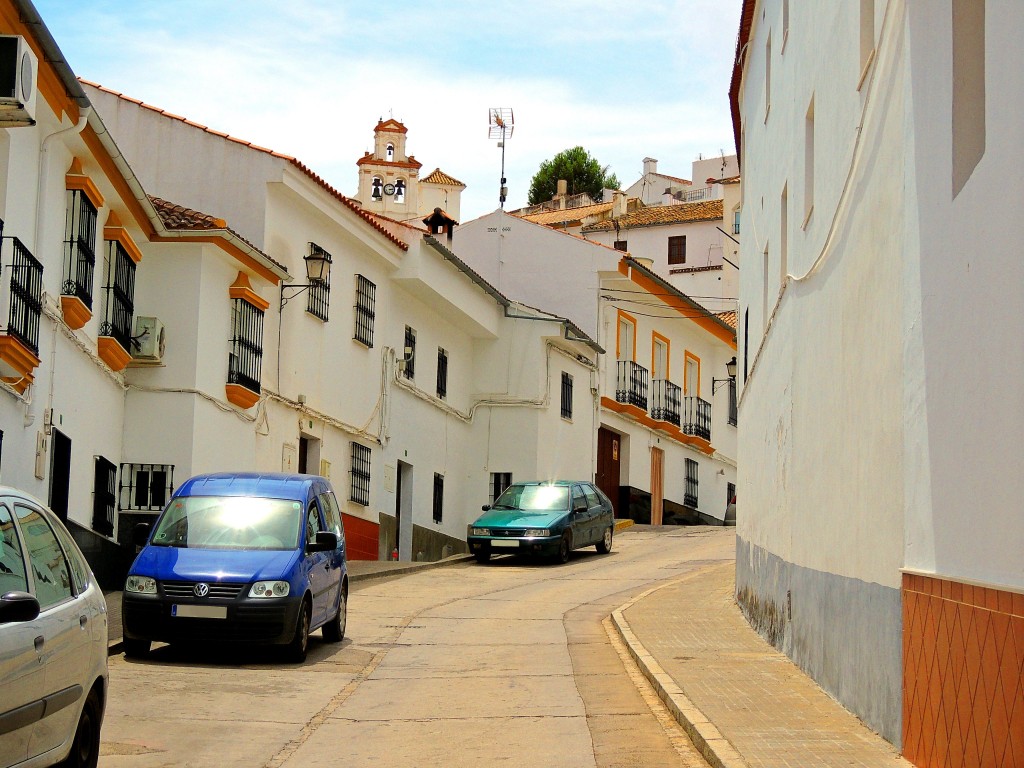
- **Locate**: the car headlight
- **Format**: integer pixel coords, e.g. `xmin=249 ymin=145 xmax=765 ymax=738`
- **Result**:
xmin=125 ymin=575 xmax=157 ymax=594
xmin=471 ymin=527 xmax=490 ymax=536
xmin=249 ymin=581 xmax=290 ymax=598
xmin=524 ymin=529 xmax=550 ymax=537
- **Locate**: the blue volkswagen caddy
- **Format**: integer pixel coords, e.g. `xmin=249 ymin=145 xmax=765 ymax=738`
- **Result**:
xmin=122 ymin=473 xmax=348 ymax=662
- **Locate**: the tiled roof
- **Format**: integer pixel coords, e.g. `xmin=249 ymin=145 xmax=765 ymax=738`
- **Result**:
xmin=719 ymin=175 xmax=741 ymax=185
xmin=80 ymin=80 xmax=409 ymax=253
xmin=421 ymin=168 xmax=465 ymax=187
xmin=149 ymin=196 xmax=226 ymax=230
xmin=519 ymin=200 xmax=613 ymax=226
xmin=582 ymin=199 xmax=724 ymax=232
xmin=716 ymin=310 xmax=738 ymax=329
xmin=355 ymin=153 xmax=423 ymax=170
xmin=374 ymin=118 xmax=408 ymax=135
xmin=653 ymin=172 xmax=692 ymax=186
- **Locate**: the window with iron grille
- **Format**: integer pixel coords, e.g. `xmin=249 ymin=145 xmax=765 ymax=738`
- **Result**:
xmin=432 ymin=473 xmax=444 ymax=523
xmin=4 ymin=237 xmax=43 ymax=355
xmin=305 ymin=243 xmax=331 ymax=321
xmin=119 ymin=463 xmax=174 ymax=511
xmin=490 ymin=472 xmax=512 ymax=504
xmin=728 ymin=378 xmax=738 ymax=426
xmin=99 ymin=239 xmax=136 ymax=354
xmin=403 ymin=326 xmax=416 ymax=380
xmin=228 ymin=298 xmax=264 ymax=394
xmin=354 ymin=274 xmax=376 ymax=346
xmin=92 ymin=456 xmax=116 ymax=536
xmin=436 ymin=348 xmax=448 ymax=399
xmin=685 ymin=459 xmax=699 ymax=508
xmin=668 ymin=235 xmax=686 ymax=265
xmin=62 ymin=190 xmax=97 ymax=309
xmin=560 ymin=372 xmax=573 ymax=419
xmin=613 ymin=240 xmax=628 ymax=251
xmin=350 ymin=442 xmax=371 ymax=506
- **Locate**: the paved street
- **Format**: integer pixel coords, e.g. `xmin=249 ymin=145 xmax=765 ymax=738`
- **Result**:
xmin=99 ymin=526 xmax=733 ymax=767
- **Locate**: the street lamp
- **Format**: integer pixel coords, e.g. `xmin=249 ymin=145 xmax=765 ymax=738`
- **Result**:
xmin=712 ymin=356 xmax=738 ymax=394
xmin=280 ymin=244 xmax=332 ymax=310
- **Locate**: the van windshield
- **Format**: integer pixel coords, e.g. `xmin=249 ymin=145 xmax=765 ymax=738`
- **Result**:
xmin=150 ymin=496 xmax=302 ymax=551
xmin=492 ymin=484 xmax=569 ymax=511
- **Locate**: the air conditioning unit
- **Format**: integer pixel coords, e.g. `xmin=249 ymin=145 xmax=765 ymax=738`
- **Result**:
xmin=131 ymin=316 xmax=166 ymax=363
xmin=0 ymin=36 xmax=38 ymax=127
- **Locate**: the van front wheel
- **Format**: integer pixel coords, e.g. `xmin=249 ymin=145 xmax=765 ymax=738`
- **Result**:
xmin=286 ymin=599 xmax=311 ymax=663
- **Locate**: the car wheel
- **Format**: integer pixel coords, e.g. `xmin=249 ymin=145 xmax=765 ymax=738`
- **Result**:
xmin=596 ymin=526 xmax=613 ymax=554
xmin=474 ymin=548 xmax=491 ymax=563
xmin=59 ymin=687 xmax=102 ymax=768
xmin=123 ymin=638 xmax=151 ymax=658
xmin=323 ymin=583 xmax=347 ymax=643
xmin=556 ymin=532 xmax=572 ymax=564
xmin=286 ymin=599 xmax=311 ymax=663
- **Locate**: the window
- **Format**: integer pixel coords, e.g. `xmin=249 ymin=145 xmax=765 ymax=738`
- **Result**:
xmin=804 ymin=97 xmax=815 ymax=225
xmin=684 ymin=353 xmax=700 ymax=396
xmin=490 ymin=472 xmax=512 ymax=504
xmin=229 ymin=298 xmax=265 ymax=394
xmin=685 ymin=459 xmax=699 ymax=508
xmin=354 ymin=274 xmax=375 ymax=347
xmin=305 ymin=504 xmax=322 ymax=543
xmin=100 ymin=238 xmax=136 ymax=352
xmin=63 ymin=189 xmax=97 ymax=308
xmin=403 ymin=326 xmax=416 ymax=379
xmin=320 ymin=492 xmax=346 ymax=545
xmin=119 ymin=463 xmax=174 ymax=511
xmin=613 ymin=240 xmax=628 ymax=252
xmin=733 ymin=208 xmax=741 ymax=235
xmin=350 ymin=443 xmax=371 ymax=506
xmin=16 ymin=504 xmax=73 ymax=609
xmin=0 ymin=504 xmax=28 ymax=592
xmin=668 ymin=235 xmax=686 ymax=265
xmin=306 ymin=242 xmax=331 ymax=321
xmin=432 ymin=473 xmax=444 ymax=523
xmin=395 ymin=179 xmax=406 ymax=203
xmin=743 ymin=307 xmax=749 ymax=382
xmin=371 ymin=176 xmax=383 ymax=200
xmin=560 ymin=372 xmax=573 ymax=419
xmin=653 ymin=335 xmax=668 ymax=380
xmin=952 ymin=0 xmax=985 ymax=197
xmin=617 ymin=311 xmax=636 ymax=360
xmin=583 ymin=485 xmax=601 ymax=508
xmin=386 ymin=143 xmax=394 ymax=162
xmin=728 ymin=378 xmax=738 ymax=426
xmin=92 ymin=456 xmax=116 ymax=536
xmin=7 ymin=237 xmax=43 ymax=355
xmin=437 ymin=347 xmax=448 ymax=398
xmin=571 ymin=484 xmax=586 ymax=510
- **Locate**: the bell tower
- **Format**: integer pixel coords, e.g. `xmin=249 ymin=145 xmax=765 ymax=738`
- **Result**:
xmin=355 ymin=118 xmax=423 ymax=218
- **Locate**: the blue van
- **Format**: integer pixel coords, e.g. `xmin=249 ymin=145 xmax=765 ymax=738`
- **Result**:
xmin=122 ymin=473 xmax=348 ymax=662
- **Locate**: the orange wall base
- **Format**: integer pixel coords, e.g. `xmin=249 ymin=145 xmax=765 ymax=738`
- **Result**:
xmin=342 ymin=512 xmax=379 ymax=560
xmin=902 ymin=573 xmax=1024 ymax=767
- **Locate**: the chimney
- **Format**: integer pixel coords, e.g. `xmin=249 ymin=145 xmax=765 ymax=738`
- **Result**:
xmin=555 ymin=179 xmax=568 ymax=209
xmin=643 ymin=157 xmax=658 ymax=176
xmin=662 ymin=188 xmax=674 ymax=206
xmin=422 ymin=207 xmax=458 ymax=245
xmin=613 ymin=190 xmax=627 ymax=218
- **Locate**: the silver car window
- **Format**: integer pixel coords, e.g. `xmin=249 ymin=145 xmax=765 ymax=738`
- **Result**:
xmin=15 ymin=504 xmax=73 ymax=609
xmin=49 ymin=512 xmax=90 ymax=595
xmin=0 ymin=504 xmax=28 ymax=594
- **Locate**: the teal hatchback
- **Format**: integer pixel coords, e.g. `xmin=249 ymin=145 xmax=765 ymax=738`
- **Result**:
xmin=467 ymin=481 xmax=614 ymax=564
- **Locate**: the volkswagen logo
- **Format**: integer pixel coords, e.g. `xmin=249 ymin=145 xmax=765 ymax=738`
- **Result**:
xmin=193 ymin=582 xmax=210 ymax=598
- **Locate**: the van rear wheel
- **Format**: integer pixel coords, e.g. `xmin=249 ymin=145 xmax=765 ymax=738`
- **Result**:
xmin=323 ymin=583 xmax=347 ymax=643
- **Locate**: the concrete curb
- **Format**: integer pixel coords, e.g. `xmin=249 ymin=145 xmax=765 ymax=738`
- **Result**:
xmin=610 ymin=571 xmax=750 ymax=768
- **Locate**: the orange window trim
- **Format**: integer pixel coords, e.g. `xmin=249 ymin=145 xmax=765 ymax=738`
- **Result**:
xmin=229 ymin=271 xmax=270 ymax=312
xmin=684 ymin=351 xmax=701 ymax=397
xmin=103 ymin=212 xmax=143 ymax=264
xmin=65 ymin=158 xmax=105 ymax=209
xmin=616 ymin=309 xmax=637 ymax=360
xmin=652 ymin=331 xmax=671 ymax=379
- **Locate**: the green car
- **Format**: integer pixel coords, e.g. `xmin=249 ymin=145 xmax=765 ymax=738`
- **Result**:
xmin=467 ymin=481 xmax=615 ymax=564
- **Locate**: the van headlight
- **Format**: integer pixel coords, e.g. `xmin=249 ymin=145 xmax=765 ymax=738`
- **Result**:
xmin=125 ymin=575 xmax=157 ymax=594
xmin=249 ymin=581 xmax=290 ymax=598
xmin=524 ymin=529 xmax=550 ymax=537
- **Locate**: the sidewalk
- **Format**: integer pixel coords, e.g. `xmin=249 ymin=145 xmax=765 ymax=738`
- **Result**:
xmin=613 ymin=561 xmax=911 ymax=768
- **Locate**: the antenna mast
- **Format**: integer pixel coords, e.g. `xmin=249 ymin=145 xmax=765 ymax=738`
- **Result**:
xmin=488 ymin=108 xmax=514 ymax=208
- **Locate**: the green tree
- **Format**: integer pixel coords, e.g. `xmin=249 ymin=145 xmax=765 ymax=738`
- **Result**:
xmin=527 ymin=146 xmax=620 ymax=205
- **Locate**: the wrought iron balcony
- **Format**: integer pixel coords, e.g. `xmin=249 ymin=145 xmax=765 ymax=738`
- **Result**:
xmin=650 ymin=379 xmax=681 ymax=426
xmin=616 ymin=360 xmax=649 ymax=411
xmin=4 ymin=236 xmax=43 ymax=355
xmin=681 ymin=396 xmax=712 ymax=441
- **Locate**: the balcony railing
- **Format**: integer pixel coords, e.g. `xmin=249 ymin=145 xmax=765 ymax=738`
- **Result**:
xmin=5 ymin=237 xmax=44 ymax=355
xmin=650 ymin=379 xmax=681 ymax=426
xmin=680 ymin=396 xmax=712 ymax=441
xmin=616 ymin=360 xmax=649 ymax=411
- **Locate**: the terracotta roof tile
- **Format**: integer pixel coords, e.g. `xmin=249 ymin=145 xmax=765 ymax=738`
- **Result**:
xmin=519 ymin=200 xmax=614 ymax=226
xmin=716 ymin=310 xmax=738 ymax=329
xmin=421 ymin=168 xmax=465 ymax=187
xmin=719 ymin=175 xmax=741 ymax=184
xmin=653 ymin=172 xmax=693 ymax=185
xmin=582 ymin=199 xmax=723 ymax=232
xmin=149 ymin=196 xmax=226 ymax=230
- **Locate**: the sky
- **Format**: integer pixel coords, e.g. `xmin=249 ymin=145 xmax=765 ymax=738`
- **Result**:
xmin=33 ymin=1 xmax=743 ymax=222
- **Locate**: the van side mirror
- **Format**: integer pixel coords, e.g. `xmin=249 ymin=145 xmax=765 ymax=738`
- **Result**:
xmin=0 ymin=591 xmax=41 ymax=623
xmin=133 ymin=522 xmax=152 ymax=547
xmin=308 ymin=531 xmax=338 ymax=553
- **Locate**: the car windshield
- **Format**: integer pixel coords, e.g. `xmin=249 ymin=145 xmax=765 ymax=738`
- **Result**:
xmin=492 ymin=484 xmax=569 ymax=511
xmin=149 ymin=496 xmax=302 ymax=551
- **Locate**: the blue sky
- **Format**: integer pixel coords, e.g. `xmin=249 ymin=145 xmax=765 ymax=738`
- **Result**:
xmin=34 ymin=0 xmax=742 ymax=220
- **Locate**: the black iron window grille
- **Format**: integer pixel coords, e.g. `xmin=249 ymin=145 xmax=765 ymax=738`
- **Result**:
xmin=354 ymin=274 xmax=376 ymax=346
xmin=668 ymin=235 xmax=686 ymax=265
xmin=228 ymin=298 xmax=264 ymax=394
xmin=99 ymin=239 xmax=136 ymax=354
xmin=651 ymin=379 xmax=681 ymax=426
xmin=92 ymin=456 xmax=117 ymax=536
xmin=728 ymin=378 xmax=738 ymax=426
xmin=119 ymin=463 xmax=174 ymax=511
xmin=490 ymin=472 xmax=512 ymax=504
xmin=305 ymin=243 xmax=331 ymax=321
xmin=3 ymin=236 xmax=44 ymax=354
xmin=685 ymin=459 xmax=699 ymax=508
xmin=62 ymin=190 xmax=97 ymax=309
xmin=437 ymin=347 xmax=448 ymax=398
xmin=613 ymin=240 xmax=628 ymax=251
xmin=433 ymin=473 xmax=444 ymax=523
xmin=561 ymin=372 xmax=573 ymax=419
xmin=403 ymin=326 xmax=416 ymax=380
xmin=681 ymin=396 xmax=712 ymax=440
xmin=350 ymin=442 xmax=371 ymax=506
xmin=615 ymin=360 xmax=649 ymax=411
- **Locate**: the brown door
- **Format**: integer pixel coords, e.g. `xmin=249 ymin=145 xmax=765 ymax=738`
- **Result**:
xmin=650 ymin=447 xmax=664 ymax=525
xmin=596 ymin=427 xmax=621 ymax=518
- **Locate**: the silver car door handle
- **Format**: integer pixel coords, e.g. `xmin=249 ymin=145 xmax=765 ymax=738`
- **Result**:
xmin=80 ymin=615 xmax=88 ymax=628
xmin=34 ymin=635 xmax=44 ymax=652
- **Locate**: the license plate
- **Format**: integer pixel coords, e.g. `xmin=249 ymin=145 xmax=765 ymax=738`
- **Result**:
xmin=172 ymin=604 xmax=227 ymax=619
xmin=491 ymin=540 xmax=519 ymax=548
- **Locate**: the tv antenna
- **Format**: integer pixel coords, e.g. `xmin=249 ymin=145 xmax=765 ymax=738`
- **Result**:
xmin=488 ymin=108 xmax=514 ymax=208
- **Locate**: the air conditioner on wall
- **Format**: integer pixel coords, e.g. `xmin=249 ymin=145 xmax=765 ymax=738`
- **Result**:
xmin=131 ymin=316 xmax=166 ymax=363
xmin=0 ymin=35 xmax=38 ymax=126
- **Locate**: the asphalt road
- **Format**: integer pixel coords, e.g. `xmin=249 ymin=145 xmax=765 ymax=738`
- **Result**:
xmin=98 ymin=526 xmax=734 ymax=767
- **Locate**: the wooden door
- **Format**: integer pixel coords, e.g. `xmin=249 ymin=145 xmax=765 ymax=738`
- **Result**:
xmin=650 ymin=447 xmax=665 ymax=525
xmin=596 ymin=427 xmax=621 ymax=518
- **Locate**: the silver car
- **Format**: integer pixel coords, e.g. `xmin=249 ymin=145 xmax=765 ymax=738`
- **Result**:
xmin=0 ymin=487 xmax=108 ymax=768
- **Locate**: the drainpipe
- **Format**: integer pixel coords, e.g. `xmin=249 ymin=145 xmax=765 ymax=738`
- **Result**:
xmin=34 ymin=107 xmax=92 ymax=255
